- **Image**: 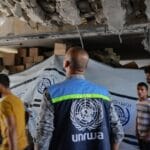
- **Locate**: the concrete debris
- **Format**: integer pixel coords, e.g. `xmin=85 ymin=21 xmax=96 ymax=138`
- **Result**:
xmin=121 ymin=0 xmax=132 ymax=16
xmin=102 ymin=0 xmax=126 ymax=33
xmin=38 ymin=1 xmax=56 ymax=13
xmin=78 ymin=1 xmax=91 ymax=13
xmin=145 ymin=0 xmax=150 ymax=20
xmin=56 ymin=0 xmax=81 ymax=25
xmin=20 ymin=10 xmax=30 ymax=22
xmin=0 ymin=0 xmax=149 ymax=31
xmin=0 ymin=1 xmax=13 ymax=17
xmin=142 ymin=27 xmax=150 ymax=53
xmin=5 ymin=0 xmax=15 ymax=7
xmin=122 ymin=0 xmax=142 ymax=15
xmin=122 ymin=0 xmax=146 ymax=25
xmin=90 ymin=0 xmax=106 ymax=24
xmin=13 ymin=3 xmax=22 ymax=18
xmin=0 ymin=4 xmax=12 ymax=17
xmin=95 ymin=10 xmax=106 ymax=24
xmin=13 ymin=0 xmax=22 ymax=2
xmin=50 ymin=13 xmax=62 ymax=26
xmin=21 ymin=0 xmax=45 ymax=24
xmin=89 ymin=48 xmax=121 ymax=67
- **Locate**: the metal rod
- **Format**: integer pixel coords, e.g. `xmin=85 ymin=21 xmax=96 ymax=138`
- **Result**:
xmin=76 ymin=25 xmax=84 ymax=49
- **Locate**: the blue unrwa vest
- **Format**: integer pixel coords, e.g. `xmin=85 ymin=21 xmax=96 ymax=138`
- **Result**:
xmin=48 ymin=76 xmax=112 ymax=150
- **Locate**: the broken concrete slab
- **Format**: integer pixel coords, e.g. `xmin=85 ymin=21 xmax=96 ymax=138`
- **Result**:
xmin=101 ymin=0 xmax=126 ymax=33
xmin=0 ymin=0 xmax=149 ymax=33
xmin=56 ymin=0 xmax=81 ymax=25
xmin=145 ymin=0 xmax=150 ymax=20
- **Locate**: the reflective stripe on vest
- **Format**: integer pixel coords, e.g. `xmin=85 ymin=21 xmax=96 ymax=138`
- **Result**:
xmin=51 ymin=93 xmax=111 ymax=103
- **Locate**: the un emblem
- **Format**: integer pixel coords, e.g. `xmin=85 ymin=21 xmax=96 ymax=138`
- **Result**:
xmin=114 ymin=105 xmax=130 ymax=126
xmin=70 ymin=99 xmax=103 ymax=131
xmin=38 ymin=78 xmax=51 ymax=94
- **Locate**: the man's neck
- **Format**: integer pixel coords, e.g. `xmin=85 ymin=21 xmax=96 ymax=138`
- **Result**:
xmin=68 ymin=74 xmax=85 ymax=78
xmin=1 ymin=89 xmax=11 ymax=97
xmin=67 ymin=69 xmax=85 ymax=77
xmin=67 ymin=73 xmax=85 ymax=78
xmin=139 ymin=97 xmax=148 ymax=101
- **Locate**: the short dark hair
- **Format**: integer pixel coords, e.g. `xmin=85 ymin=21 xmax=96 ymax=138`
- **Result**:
xmin=137 ymin=82 xmax=148 ymax=90
xmin=0 ymin=74 xmax=10 ymax=88
xmin=144 ymin=66 xmax=150 ymax=73
xmin=66 ymin=47 xmax=89 ymax=71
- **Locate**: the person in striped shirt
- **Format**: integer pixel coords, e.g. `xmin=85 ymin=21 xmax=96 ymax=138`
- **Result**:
xmin=136 ymin=82 xmax=150 ymax=150
xmin=144 ymin=67 xmax=150 ymax=97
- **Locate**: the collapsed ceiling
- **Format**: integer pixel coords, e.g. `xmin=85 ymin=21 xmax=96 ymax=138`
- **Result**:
xmin=0 ymin=0 xmax=150 ymax=31
xmin=0 ymin=0 xmax=150 ymax=55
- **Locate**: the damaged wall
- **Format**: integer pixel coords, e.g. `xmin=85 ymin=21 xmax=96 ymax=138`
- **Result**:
xmin=122 ymin=0 xmax=147 ymax=24
xmin=145 ymin=0 xmax=150 ymax=20
xmin=0 ymin=0 xmax=150 ymax=37
xmin=0 ymin=17 xmax=59 ymax=37
xmin=56 ymin=0 xmax=81 ymax=25
xmin=101 ymin=0 xmax=125 ymax=33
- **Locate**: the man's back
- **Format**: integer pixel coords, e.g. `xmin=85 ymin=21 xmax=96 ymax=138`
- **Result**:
xmin=0 ymin=94 xmax=28 ymax=150
xmin=35 ymin=47 xmax=124 ymax=150
xmin=47 ymin=76 xmax=120 ymax=150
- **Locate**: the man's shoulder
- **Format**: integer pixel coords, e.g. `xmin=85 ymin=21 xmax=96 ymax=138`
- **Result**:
xmin=48 ymin=79 xmax=67 ymax=90
xmin=0 ymin=95 xmax=13 ymax=110
xmin=7 ymin=94 xmax=21 ymax=101
xmin=85 ymin=80 xmax=110 ymax=95
xmin=5 ymin=94 xmax=23 ymax=106
xmin=48 ymin=78 xmax=109 ymax=91
xmin=0 ymin=97 xmax=7 ymax=108
xmin=86 ymin=80 xmax=108 ymax=89
xmin=0 ymin=95 xmax=14 ymax=104
xmin=137 ymin=100 xmax=150 ymax=108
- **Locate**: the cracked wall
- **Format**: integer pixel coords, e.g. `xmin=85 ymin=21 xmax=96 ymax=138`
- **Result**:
xmin=0 ymin=0 xmax=149 ymax=36
xmin=145 ymin=0 xmax=150 ymax=20
xmin=102 ymin=0 xmax=125 ymax=33
xmin=56 ymin=0 xmax=81 ymax=25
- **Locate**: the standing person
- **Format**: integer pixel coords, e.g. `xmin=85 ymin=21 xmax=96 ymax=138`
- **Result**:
xmin=144 ymin=66 xmax=150 ymax=97
xmin=0 ymin=74 xmax=28 ymax=150
xmin=136 ymin=82 xmax=150 ymax=150
xmin=34 ymin=47 xmax=124 ymax=150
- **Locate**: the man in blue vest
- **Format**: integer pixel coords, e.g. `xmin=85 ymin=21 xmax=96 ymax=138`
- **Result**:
xmin=35 ymin=47 xmax=124 ymax=150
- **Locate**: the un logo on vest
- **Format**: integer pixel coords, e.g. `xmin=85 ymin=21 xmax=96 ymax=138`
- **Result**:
xmin=70 ymin=99 xmax=103 ymax=131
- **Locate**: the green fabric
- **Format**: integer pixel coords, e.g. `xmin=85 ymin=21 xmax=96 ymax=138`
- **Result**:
xmin=52 ymin=94 xmax=111 ymax=103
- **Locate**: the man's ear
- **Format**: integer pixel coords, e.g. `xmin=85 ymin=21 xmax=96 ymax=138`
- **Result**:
xmin=0 ymin=84 xmax=7 ymax=94
xmin=0 ymin=84 xmax=3 ymax=92
xmin=63 ymin=60 xmax=70 ymax=68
